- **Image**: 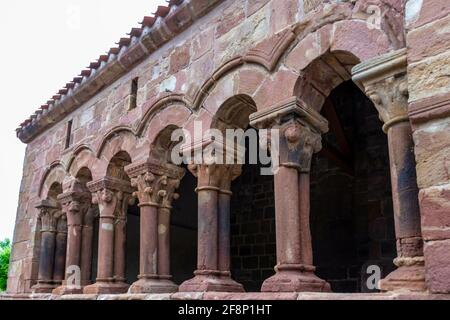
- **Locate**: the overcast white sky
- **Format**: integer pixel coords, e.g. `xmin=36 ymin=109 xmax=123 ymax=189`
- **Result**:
xmin=0 ymin=0 xmax=166 ymax=241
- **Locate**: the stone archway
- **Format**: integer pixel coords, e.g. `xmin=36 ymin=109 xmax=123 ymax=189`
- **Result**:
xmin=310 ymin=80 xmax=396 ymax=293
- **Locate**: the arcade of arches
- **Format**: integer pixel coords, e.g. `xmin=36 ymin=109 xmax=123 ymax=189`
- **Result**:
xmin=6 ymin=0 xmax=450 ymax=299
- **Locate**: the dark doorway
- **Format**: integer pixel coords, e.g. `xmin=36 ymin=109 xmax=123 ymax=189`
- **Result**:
xmin=171 ymin=165 xmax=198 ymax=285
xmin=311 ymin=81 xmax=396 ymax=292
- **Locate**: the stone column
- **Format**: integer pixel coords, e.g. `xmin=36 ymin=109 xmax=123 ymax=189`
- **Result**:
xmin=32 ymin=199 xmax=61 ymax=293
xmin=218 ymin=165 xmax=243 ymax=284
xmin=83 ymin=177 xmax=133 ymax=294
xmin=53 ymin=179 xmax=92 ymax=295
xmin=53 ymin=214 xmax=67 ymax=286
xmin=157 ymin=166 xmax=185 ymax=287
xmin=125 ymin=159 xmax=185 ymax=293
xmin=179 ymin=162 xmax=244 ymax=292
xmin=250 ymin=97 xmax=331 ymax=292
xmin=353 ymin=48 xmax=425 ymax=291
xmin=80 ymin=207 xmax=97 ymax=286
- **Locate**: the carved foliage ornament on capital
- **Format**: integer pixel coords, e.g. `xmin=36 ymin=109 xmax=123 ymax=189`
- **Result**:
xmin=126 ymin=161 xmax=185 ymax=208
xmin=352 ymin=48 xmax=409 ymax=132
xmin=87 ymin=177 xmax=134 ymax=219
xmin=188 ymin=163 xmax=243 ymax=191
xmin=36 ymin=200 xmax=63 ymax=233
xmin=280 ymin=119 xmax=322 ymax=172
xmin=58 ymin=180 xmax=92 ymax=227
xmin=365 ymin=74 xmax=408 ymax=128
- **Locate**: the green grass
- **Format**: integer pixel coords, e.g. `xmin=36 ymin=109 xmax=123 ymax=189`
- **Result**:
xmin=0 ymin=239 xmax=11 ymax=292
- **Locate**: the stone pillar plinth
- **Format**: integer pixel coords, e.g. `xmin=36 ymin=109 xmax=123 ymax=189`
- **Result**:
xmin=83 ymin=177 xmax=133 ymax=294
xmin=125 ymin=159 xmax=185 ymax=294
xmin=353 ymin=48 xmax=425 ymax=292
xmin=250 ymin=97 xmax=331 ymax=292
xmin=53 ymin=179 xmax=92 ymax=295
xmin=179 ymin=147 xmax=244 ymax=292
xmin=32 ymin=200 xmax=61 ymax=294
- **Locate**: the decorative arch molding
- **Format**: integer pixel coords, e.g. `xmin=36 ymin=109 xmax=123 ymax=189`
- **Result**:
xmin=137 ymin=93 xmax=192 ymax=139
xmin=282 ymin=18 xmax=395 ymax=112
xmin=95 ymin=126 xmax=137 ymax=159
xmin=94 ymin=127 xmax=144 ymax=180
xmin=210 ymin=94 xmax=257 ymax=131
xmin=66 ymin=145 xmax=97 ymax=178
xmin=190 ymin=1 xmax=400 ymax=115
xmin=197 ymin=62 xmax=270 ymax=117
xmin=38 ymin=161 xmax=67 ymax=198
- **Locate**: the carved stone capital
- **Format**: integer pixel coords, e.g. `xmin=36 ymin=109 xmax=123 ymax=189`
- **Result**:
xmin=35 ymin=199 xmax=62 ymax=233
xmin=352 ymin=48 xmax=409 ymax=132
xmin=279 ymin=119 xmax=322 ymax=172
xmin=58 ymin=179 xmax=92 ymax=226
xmin=125 ymin=159 xmax=185 ymax=208
xmin=249 ymin=96 xmax=326 ymax=172
xmin=249 ymin=96 xmax=329 ymax=134
xmin=218 ymin=165 xmax=243 ymax=192
xmin=87 ymin=177 xmax=133 ymax=220
xmin=189 ymin=163 xmax=234 ymax=192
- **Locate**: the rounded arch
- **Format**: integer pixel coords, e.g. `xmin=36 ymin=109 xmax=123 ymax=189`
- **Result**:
xmin=39 ymin=161 xmax=67 ymax=198
xmin=94 ymin=128 xmax=143 ymax=180
xmin=96 ymin=126 xmax=137 ymax=158
xmin=141 ymin=102 xmax=192 ymax=145
xmin=211 ymin=94 xmax=257 ymax=131
xmin=67 ymin=145 xmax=97 ymax=178
xmin=148 ymin=124 xmax=184 ymax=164
xmin=282 ymin=18 xmax=393 ymax=112
xmin=136 ymin=94 xmax=192 ymax=138
xmin=106 ymin=151 xmax=132 ymax=182
xmin=192 ymin=2 xmax=398 ymax=114
xmin=201 ymin=64 xmax=269 ymax=117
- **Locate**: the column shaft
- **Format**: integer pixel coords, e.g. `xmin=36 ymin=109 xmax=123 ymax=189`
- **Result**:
xmin=139 ymin=204 xmax=158 ymax=277
xmin=218 ymin=192 xmax=231 ymax=273
xmin=80 ymin=226 xmax=94 ymax=285
xmin=53 ymin=229 xmax=67 ymax=284
xmin=197 ymin=188 xmax=218 ymax=271
xmin=274 ymin=166 xmax=301 ymax=266
xmin=387 ymin=122 xmax=422 ymax=248
xmin=158 ymin=207 xmax=171 ymax=277
xmin=38 ymin=231 xmax=56 ymax=283
xmin=299 ymin=172 xmax=313 ymax=265
xmin=96 ymin=216 xmax=114 ymax=281
xmin=114 ymin=218 xmax=127 ymax=283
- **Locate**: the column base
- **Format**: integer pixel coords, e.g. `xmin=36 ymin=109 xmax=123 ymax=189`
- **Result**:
xmin=83 ymin=280 xmax=129 ymax=294
xmin=379 ymin=257 xmax=426 ymax=292
xmin=179 ymin=270 xmax=244 ymax=293
xmin=52 ymin=284 xmax=84 ymax=295
xmin=261 ymin=264 xmax=331 ymax=293
xmin=31 ymin=281 xmax=58 ymax=294
xmin=129 ymin=275 xmax=178 ymax=294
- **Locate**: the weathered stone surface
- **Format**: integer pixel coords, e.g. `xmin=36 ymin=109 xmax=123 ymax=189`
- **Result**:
xmin=413 ymin=118 xmax=450 ymax=189
xmin=3 ymin=292 xmax=450 ymax=300
xmin=424 ymin=239 xmax=450 ymax=293
xmin=420 ymin=185 xmax=450 ymax=241
xmin=407 ymin=13 xmax=450 ymax=63
xmin=8 ymin=0 xmax=450 ymax=300
xmin=408 ymin=51 xmax=450 ymax=102
xmin=410 ymin=0 xmax=450 ymax=29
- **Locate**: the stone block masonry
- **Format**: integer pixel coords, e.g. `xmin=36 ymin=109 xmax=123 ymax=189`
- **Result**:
xmin=7 ymin=0 xmax=450 ymax=299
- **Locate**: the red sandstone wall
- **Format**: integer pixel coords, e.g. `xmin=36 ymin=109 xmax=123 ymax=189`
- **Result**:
xmin=7 ymin=0 xmax=305 ymax=294
xmin=10 ymin=0 xmax=450 ymax=295
xmin=406 ymin=0 xmax=450 ymax=293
